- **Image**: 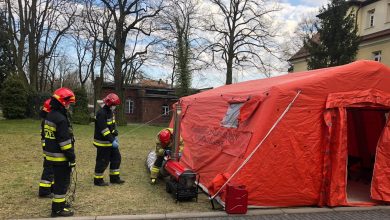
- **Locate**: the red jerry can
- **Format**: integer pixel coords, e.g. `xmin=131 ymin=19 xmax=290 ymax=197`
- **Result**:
xmin=225 ymin=184 xmax=248 ymax=214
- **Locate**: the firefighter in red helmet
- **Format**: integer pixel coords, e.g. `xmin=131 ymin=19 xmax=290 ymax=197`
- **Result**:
xmin=93 ymin=93 xmax=125 ymax=186
xmin=44 ymin=87 xmax=76 ymax=217
xmin=150 ymin=128 xmax=184 ymax=184
xmin=38 ymin=98 xmax=54 ymax=198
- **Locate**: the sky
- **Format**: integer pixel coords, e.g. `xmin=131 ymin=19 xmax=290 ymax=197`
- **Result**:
xmin=49 ymin=0 xmax=331 ymax=89
xmin=187 ymin=0 xmax=330 ymax=89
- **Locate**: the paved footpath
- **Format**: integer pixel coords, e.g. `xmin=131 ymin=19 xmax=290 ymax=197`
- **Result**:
xmin=17 ymin=206 xmax=390 ymax=220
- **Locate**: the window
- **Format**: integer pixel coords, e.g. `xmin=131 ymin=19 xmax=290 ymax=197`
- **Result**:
xmin=221 ymin=103 xmax=245 ymax=128
xmin=373 ymin=51 xmax=382 ymax=62
xmin=387 ymin=3 xmax=390 ymax=22
xmin=367 ymin=9 xmax=375 ymax=28
xmin=162 ymin=104 xmax=169 ymax=116
xmin=125 ymin=99 xmax=134 ymax=114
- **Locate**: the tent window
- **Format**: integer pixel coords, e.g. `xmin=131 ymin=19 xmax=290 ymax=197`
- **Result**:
xmin=221 ymin=103 xmax=245 ymax=128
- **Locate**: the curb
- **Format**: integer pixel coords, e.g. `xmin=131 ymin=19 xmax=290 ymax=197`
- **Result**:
xmin=16 ymin=206 xmax=390 ymax=220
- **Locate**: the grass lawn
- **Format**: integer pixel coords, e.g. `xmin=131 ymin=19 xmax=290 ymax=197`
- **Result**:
xmin=0 ymin=119 xmax=212 ymax=219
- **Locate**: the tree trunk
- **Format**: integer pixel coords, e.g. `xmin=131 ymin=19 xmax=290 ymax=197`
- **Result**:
xmin=226 ymin=58 xmax=233 ymax=85
xmin=28 ymin=0 xmax=38 ymax=91
xmin=114 ymin=41 xmax=125 ymax=125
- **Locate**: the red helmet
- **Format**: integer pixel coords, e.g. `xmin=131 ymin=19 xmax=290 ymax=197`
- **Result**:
xmin=42 ymin=98 xmax=51 ymax=113
xmin=159 ymin=129 xmax=172 ymax=145
xmin=52 ymin=87 xmax=76 ymax=107
xmin=103 ymin=93 xmax=121 ymax=107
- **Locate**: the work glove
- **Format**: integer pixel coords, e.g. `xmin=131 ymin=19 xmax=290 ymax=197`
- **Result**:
xmin=112 ymin=140 xmax=119 ymax=148
xmin=112 ymin=129 xmax=119 ymax=136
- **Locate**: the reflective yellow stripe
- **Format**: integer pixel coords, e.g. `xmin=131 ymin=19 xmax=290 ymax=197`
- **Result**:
xmin=94 ymin=175 xmax=104 ymax=179
xmin=151 ymin=167 xmax=159 ymax=172
xmin=53 ymin=198 xmax=66 ymax=203
xmin=44 ymin=125 xmax=56 ymax=131
xmin=93 ymin=141 xmax=112 ymax=147
xmin=103 ymin=130 xmax=111 ymax=136
xmin=60 ymin=144 xmax=72 ymax=150
xmin=39 ymin=183 xmax=51 ymax=188
xmin=45 ymin=156 xmax=68 ymax=162
xmin=110 ymin=171 xmax=120 ymax=175
xmin=107 ymin=121 xmax=113 ymax=125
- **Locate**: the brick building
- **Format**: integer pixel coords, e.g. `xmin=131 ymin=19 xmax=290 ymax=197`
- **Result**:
xmin=100 ymin=79 xmax=178 ymax=125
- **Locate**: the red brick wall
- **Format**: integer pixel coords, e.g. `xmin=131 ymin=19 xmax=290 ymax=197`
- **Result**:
xmin=100 ymin=87 xmax=176 ymax=125
xmin=141 ymin=98 xmax=175 ymax=124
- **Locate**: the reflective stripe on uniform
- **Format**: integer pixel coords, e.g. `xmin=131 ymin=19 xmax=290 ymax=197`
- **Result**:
xmin=110 ymin=169 xmax=120 ymax=175
xmin=107 ymin=118 xmax=113 ymax=125
xmin=53 ymin=194 xmax=66 ymax=203
xmin=41 ymin=140 xmax=45 ymax=147
xmin=59 ymin=139 xmax=72 ymax=150
xmin=93 ymin=139 xmax=112 ymax=147
xmin=151 ymin=167 xmax=159 ymax=172
xmin=39 ymin=180 xmax=52 ymax=188
xmin=94 ymin=173 xmax=104 ymax=179
xmin=101 ymin=128 xmax=110 ymax=136
xmin=44 ymin=124 xmax=56 ymax=132
xmin=44 ymin=151 xmax=68 ymax=162
xmin=60 ymin=144 xmax=72 ymax=150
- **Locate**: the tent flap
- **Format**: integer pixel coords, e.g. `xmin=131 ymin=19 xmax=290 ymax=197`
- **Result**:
xmin=371 ymin=118 xmax=390 ymax=201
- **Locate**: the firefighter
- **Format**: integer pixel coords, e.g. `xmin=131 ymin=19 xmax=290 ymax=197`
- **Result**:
xmin=93 ymin=93 xmax=125 ymax=186
xmin=38 ymin=98 xmax=54 ymax=198
xmin=150 ymin=128 xmax=184 ymax=184
xmin=44 ymin=87 xmax=76 ymax=217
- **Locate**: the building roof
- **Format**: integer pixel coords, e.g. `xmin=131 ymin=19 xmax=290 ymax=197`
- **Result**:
xmin=289 ymin=28 xmax=390 ymax=62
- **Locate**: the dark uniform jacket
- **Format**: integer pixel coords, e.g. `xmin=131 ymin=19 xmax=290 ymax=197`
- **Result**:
xmin=93 ymin=105 xmax=118 ymax=147
xmin=44 ymin=104 xmax=75 ymax=166
xmin=40 ymin=110 xmax=48 ymax=156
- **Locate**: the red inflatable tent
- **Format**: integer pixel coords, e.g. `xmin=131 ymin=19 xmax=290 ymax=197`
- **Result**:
xmin=176 ymin=60 xmax=390 ymax=207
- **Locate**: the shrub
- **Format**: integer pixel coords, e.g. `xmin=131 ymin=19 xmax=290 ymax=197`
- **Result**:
xmin=0 ymin=75 xmax=28 ymax=119
xmin=26 ymin=90 xmax=51 ymax=118
xmin=72 ymin=87 xmax=90 ymax=124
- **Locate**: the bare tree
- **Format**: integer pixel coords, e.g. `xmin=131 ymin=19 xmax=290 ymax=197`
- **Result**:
xmin=156 ymin=0 xmax=205 ymax=96
xmin=6 ymin=0 xmax=29 ymax=83
xmin=6 ymin=0 xmax=76 ymax=91
xmin=82 ymin=0 xmax=114 ymax=112
xmin=99 ymin=0 xmax=163 ymax=124
xmin=282 ymin=13 xmax=318 ymax=72
xmin=206 ymin=0 xmax=280 ymax=84
xmin=72 ymin=19 xmax=93 ymax=88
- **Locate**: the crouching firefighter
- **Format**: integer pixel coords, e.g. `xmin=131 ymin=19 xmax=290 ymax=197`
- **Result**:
xmin=44 ymin=87 xmax=76 ymax=217
xmin=38 ymin=99 xmax=54 ymax=198
xmin=93 ymin=93 xmax=125 ymax=186
xmin=150 ymin=128 xmax=184 ymax=184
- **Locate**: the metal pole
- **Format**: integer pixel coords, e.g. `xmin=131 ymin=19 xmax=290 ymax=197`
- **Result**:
xmin=172 ymin=102 xmax=182 ymax=161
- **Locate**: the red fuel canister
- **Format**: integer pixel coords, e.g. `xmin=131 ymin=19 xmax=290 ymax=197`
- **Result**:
xmin=164 ymin=159 xmax=186 ymax=181
xmin=225 ymin=184 xmax=248 ymax=214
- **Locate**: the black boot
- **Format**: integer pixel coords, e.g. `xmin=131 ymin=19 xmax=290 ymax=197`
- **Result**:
xmin=94 ymin=178 xmax=109 ymax=186
xmin=110 ymin=175 xmax=125 ymax=184
xmin=51 ymin=202 xmax=74 ymax=217
xmin=51 ymin=208 xmax=74 ymax=217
